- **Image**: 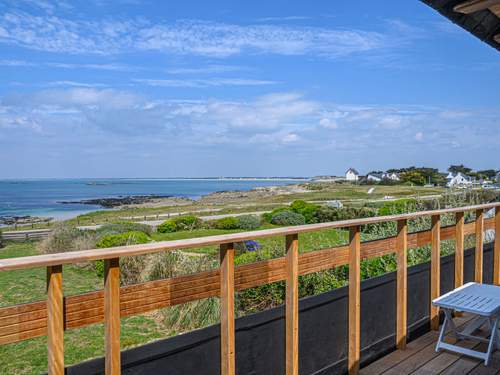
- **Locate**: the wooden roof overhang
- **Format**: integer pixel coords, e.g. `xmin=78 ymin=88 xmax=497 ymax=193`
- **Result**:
xmin=421 ymin=0 xmax=500 ymax=51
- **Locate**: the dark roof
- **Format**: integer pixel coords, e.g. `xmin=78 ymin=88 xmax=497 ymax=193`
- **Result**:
xmin=346 ymin=168 xmax=359 ymax=175
xmin=421 ymin=0 xmax=500 ymax=52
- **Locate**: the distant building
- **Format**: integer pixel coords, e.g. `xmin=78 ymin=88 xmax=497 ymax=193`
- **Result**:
xmin=366 ymin=173 xmax=383 ymax=182
xmin=383 ymin=172 xmax=400 ymax=181
xmin=447 ymin=172 xmax=472 ymax=187
xmin=496 ymin=172 xmax=500 ymax=183
xmin=345 ymin=168 xmax=359 ymax=182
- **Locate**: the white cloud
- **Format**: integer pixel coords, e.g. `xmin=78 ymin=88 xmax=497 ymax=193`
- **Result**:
xmin=0 ymin=12 xmax=389 ymax=57
xmin=166 ymin=65 xmax=244 ymax=75
xmin=414 ymin=131 xmax=424 ymax=141
xmin=134 ymin=78 xmax=278 ymax=88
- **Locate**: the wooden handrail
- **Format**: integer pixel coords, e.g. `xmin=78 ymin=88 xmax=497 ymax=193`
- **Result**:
xmin=0 ymin=202 xmax=499 ymax=375
xmin=0 ymin=203 xmax=498 ymax=272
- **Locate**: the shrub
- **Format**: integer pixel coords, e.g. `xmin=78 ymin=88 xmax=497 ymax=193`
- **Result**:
xmin=270 ymin=211 xmax=305 ymax=226
xmin=215 ymin=216 xmax=239 ymax=230
xmin=157 ymin=220 xmax=177 ymax=233
xmin=313 ymin=206 xmax=376 ymax=223
xmin=289 ymin=200 xmax=319 ymax=223
xmin=262 ymin=207 xmax=290 ymax=222
xmin=97 ymin=221 xmax=153 ymax=236
xmin=157 ymin=215 xmax=202 ymax=233
xmin=96 ymin=231 xmax=150 ymax=249
xmin=236 ymin=215 xmax=261 ymax=230
xmin=94 ymin=231 xmax=151 ymax=280
xmin=378 ymin=199 xmax=417 ymax=216
xmin=38 ymin=223 xmax=93 ymax=254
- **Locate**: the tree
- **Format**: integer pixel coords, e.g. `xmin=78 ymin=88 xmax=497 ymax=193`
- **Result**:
xmin=477 ymin=169 xmax=497 ymax=180
xmin=448 ymin=164 xmax=472 ymax=175
xmin=400 ymin=171 xmax=426 ymax=186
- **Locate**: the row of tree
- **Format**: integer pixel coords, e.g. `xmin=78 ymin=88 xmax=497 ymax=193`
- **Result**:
xmin=380 ymin=165 xmax=499 ymax=186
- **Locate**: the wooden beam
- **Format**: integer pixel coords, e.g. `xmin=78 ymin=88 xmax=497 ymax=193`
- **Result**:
xmin=396 ymin=220 xmax=407 ymax=350
xmin=285 ymin=234 xmax=299 ymax=375
xmin=430 ymin=215 xmax=440 ymax=331
xmin=475 ymin=209 xmax=484 ymax=283
xmin=104 ymin=258 xmax=121 ymax=375
xmin=490 ymin=4 xmax=500 ymax=16
xmin=47 ymin=265 xmax=64 ymax=375
xmin=455 ymin=212 xmax=465 ymax=289
xmin=494 ymin=208 xmax=500 ymax=286
xmin=220 ymin=243 xmax=235 ymax=375
xmin=453 ymin=0 xmax=500 ymax=14
xmin=349 ymin=226 xmax=361 ymax=375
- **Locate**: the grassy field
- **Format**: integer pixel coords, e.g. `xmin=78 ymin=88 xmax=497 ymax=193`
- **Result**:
xmin=60 ymin=184 xmax=446 ymax=226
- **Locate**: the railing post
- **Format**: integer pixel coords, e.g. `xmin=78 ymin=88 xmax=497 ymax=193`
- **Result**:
xmin=104 ymin=258 xmax=121 ymax=375
xmin=495 ymin=207 xmax=500 ymax=286
xmin=285 ymin=234 xmax=299 ymax=375
xmin=349 ymin=226 xmax=361 ymax=375
xmin=220 ymin=243 xmax=235 ymax=375
xmin=430 ymin=215 xmax=440 ymax=331
xmin=47 ymin=265 xmax=64 ymax=375
xmin=455 ymin=212 xmax=464 ymax=289
xmin=475 ymin=209 xmax=484 ymax=283
xmin=396 ymin=219 xmax=407 ymax=350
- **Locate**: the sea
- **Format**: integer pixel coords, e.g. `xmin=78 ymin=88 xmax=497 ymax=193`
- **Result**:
xmin=0 ymin=178 xmax=307 ymax=220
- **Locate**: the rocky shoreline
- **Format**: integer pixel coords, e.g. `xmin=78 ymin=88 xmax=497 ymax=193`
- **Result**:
xmin=58 ymin=195 xmax=176 ymax=208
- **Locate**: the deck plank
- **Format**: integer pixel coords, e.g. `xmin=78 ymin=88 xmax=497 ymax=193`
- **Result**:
xmin=359 ymin=314 xmax=499 ymax=375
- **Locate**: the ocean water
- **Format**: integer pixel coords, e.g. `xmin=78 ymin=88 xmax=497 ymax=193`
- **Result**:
xmin=0 ymin=178 xmax=306 ymax=220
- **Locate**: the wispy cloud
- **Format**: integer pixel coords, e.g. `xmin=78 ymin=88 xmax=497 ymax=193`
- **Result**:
xmin=255 ymin=16 xmax=311 ymax=22
xmin=166 ymin=65 xmax=245 ymax=75
xmin=134 ymin=78 xmax=278 ymax=88
xmin=0 ymin=12 xmax=392 ymax=58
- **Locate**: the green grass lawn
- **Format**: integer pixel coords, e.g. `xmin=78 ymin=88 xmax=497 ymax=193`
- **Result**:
xmin=0 ymin=242 xmax=171 ymax=374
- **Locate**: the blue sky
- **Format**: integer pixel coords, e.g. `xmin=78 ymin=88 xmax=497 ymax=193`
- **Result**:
xmin=0 ymin=0 xmax=499 ymax=178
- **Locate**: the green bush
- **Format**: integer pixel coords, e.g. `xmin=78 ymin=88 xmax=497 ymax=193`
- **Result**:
xmin=313 ymin=206 xmax=376 ymax=223
xmin=157 ymin=220 xmax=177 ymax=233
xmin=95 ymin=231 xmax=151 ymax=278
xmin=270 ymin=211 xmax=306 ymax=226
xmin=96 ymin=231 xmax=150 ymax=249
xmin=157 ymin=215 xmax=202 ymax=233
xmin=262 ymin=207 xmax=290 ymax=222
xmin=215 ymin=216 xmax=239 ymax=230
xmin=236 ymin=215 xmax=261 ymax=230
xmin=289 ymin=200 xmax=319 ymax=223
xmin=97 ymin=221 xmax=153 ymax=236
xmin=378 ymin=199 xmax=417 ymax=216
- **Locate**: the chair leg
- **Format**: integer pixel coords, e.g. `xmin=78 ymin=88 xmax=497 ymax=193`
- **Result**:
xmin=485 ymin=317 xmax=499 ymax=366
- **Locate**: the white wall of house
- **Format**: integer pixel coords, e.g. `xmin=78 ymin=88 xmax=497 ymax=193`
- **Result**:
xmin=447 ymin=172 xmax=472 ymax=187
xmin=346 ymin=169 xmax=359 ymax=181
xmin=367 ymin=174 xmax=382 ymax=182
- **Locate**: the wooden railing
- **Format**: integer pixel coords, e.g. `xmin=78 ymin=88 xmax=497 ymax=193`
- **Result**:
xmin=0 ymin=203 xmax=499 ymax=375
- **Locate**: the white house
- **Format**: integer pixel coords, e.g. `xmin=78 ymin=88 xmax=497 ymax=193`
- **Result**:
xmin=366 ymin=173 xmax=383 ymax=182
xmin=383 ymin=172 xmax=400 ymax=181
xmin=345 ymin=168 xmax=359 ymax=182
xmin=447 ymin=172 xmax=472 ymax=187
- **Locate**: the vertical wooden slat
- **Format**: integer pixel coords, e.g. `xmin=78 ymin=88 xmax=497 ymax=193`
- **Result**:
xmin=396 ymin=219 xmax=407 ymax=350
xmin=430 ymin=215 xmax=440 ymax=331
xmin=104 ymin=258 xmax=121 ymax=375
xmin=475 ymin=209 xmax=484 ymax=283
xmin=47 ymin=265 xmax=64 ymax=375
xmin=286 ymin=234 xmax=299 ymax=375
xmin=455 ymin=212 xmax=465 ymax=289
xmin=495 ymin=208 xmax=500 ymax=286
xmin=220 ymin=243 xmax=235 ymax=375
xmin=348 ymin=226 xmax=361 ymax=375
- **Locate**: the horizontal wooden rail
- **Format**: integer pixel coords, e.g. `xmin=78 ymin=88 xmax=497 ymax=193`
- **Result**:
xmin=0 ymin=216 xmax=495 ymax=346
xmin=0 ymin=203 xmax=498 ymax=272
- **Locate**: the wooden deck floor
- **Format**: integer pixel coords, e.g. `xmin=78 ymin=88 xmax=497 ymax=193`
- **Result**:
xmin=361 ymin=314 xmax=500 ymax=375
